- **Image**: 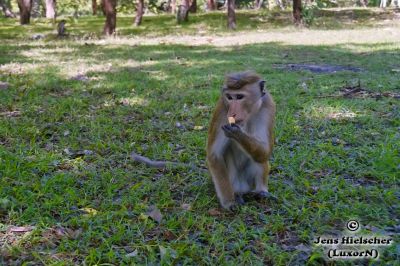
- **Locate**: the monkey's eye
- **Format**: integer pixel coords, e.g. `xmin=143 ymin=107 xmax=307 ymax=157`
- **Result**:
xmin=236 ymin=94 xmax=244 ymax=100
xmin=226 ymin=94 xmax=233 ymax=100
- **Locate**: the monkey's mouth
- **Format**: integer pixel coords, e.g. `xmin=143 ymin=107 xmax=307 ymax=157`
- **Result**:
xmin=235 ymin=120 xmax=244 ymax=126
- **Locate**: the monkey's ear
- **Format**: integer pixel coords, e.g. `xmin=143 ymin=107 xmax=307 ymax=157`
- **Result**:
xmin=259 ymin=80 xmax=266 ymax=96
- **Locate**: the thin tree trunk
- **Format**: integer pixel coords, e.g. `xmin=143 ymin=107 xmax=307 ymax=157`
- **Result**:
xmin=170 ymin=0 xmax=176 ymax=13
xmin=45 ymin=0 xmax=56 ymax=19
xmin=102 ymin=0 xmax=117 ymax=35
xmin=227 ymin=0 xmax=236 ymax=29
xmin=134 ymin=0 xmax=144 ymax=26
xmin=360 ymin=0 xmax=368 ymax=7
xmin=0 ymin=0 xmax=16 ymax=17
xmin=292 ymin=0 xmax=302 ymax=25
xmin=380 ymin=0 xmax=387 ymax=8
xmin=189 ymin=0 xmax=197 ymax=13
xmin=92 ymin=0 xmax=97 ymax=15
xmin=176 ymin=0 xmax=189 ymax=23
xmin=17 ymin=0 xmax=32 ymax=24
xmin=255 ymin=0 xmax=264 ymax=9
xmin=207 ymin=0 xmax=216 ymax=10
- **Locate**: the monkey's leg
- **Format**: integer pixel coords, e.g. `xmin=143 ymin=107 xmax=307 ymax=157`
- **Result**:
xmin=208 ymin=157 xmax=236 ymax=210
xmin=254 ymin=162 xmax=270 ymax=198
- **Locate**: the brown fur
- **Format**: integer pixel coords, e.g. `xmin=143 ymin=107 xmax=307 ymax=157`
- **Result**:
xmin=207 ymin=71 xmax=275 ymax=210
xmin=224 ymin=71 xmax=261 ymax=90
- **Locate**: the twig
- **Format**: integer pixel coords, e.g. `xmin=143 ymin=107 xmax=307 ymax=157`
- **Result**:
xmin=131 ymin=151 xmax=207 ymax=172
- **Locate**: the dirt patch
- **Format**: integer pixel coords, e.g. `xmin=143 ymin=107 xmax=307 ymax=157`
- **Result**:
xmin=274 ymin=63 xmax=362 ymax=73
xmin=317 ymin=83 xmax=400 ymax=99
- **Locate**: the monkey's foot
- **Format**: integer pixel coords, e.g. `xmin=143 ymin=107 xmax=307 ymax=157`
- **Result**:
xmin=255 ymin=191 xmax=278 ymax=201
xmin=235 ymin=194 xmax=245 ymax=205
xmin=221 ymin=200 xmax=239 ymax=212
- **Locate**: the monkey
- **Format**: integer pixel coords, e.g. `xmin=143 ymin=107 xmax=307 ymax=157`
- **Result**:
xmin=57 ymin=20 xmax=67 ymax=37
xmin=206 ymin=71 xmax=276 ymax=210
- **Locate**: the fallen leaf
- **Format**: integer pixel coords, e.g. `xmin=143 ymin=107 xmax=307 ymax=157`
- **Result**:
xmin=126 ymin=249 xmax=138 ymax=258
xmin=181 ymin=203 xmax=191 ymax=211
xmin=159 ymin=245 xmax=167 ymax=259
xmin=9 ymin=226 xmax=35 ymax=233
xmin=147 ymin=205 xmax=162 ymax=223
xmin=194 ymin=125 xmax=204 ymax=130
xmin=208 ymin=208 xmax=222 ymax=216
xmin=163 ymin=230 xmax=177 ymax=241
xmin=79 ymin=207 xmax=98 ymax=216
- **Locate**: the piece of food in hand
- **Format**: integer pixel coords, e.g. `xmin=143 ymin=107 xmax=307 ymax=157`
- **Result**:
xmin=228 ymin=116 xmax=235 ymax=125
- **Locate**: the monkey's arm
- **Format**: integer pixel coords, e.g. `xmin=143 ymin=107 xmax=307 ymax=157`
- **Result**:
xmin=222 ymin=124 xmax=271 ymax=163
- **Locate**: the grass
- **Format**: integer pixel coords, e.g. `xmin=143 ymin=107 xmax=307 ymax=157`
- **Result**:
xmin=0 ymin=9 xmax=399 ymax=265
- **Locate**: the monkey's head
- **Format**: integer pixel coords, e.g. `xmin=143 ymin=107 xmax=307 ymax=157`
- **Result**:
xmin=222 ymin=71 xmax=266 ymax=126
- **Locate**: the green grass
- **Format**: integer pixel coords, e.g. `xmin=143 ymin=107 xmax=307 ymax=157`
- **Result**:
xmin=0 ymin=10 xmax=399 ymax=265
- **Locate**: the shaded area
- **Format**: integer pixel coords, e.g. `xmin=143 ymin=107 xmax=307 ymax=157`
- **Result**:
xmin=274 ymin=63 xmax=362 ymax=73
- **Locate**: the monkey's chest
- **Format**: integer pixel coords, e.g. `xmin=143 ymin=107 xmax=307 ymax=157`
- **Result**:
xmin=224 ymin=141 xmax=262 ymax=192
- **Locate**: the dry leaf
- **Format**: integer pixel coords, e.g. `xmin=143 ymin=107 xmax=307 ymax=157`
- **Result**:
xmin=181 ymin=203 xmax=191 ymax=211
xmin=79 ymin=207 xmax=98 ymax=216
xmin=9 ymin=226 xmax=35 ymax=233
xmin=147 ymin=205 xmax=162 ymax=223
xmin=208 ymin=208 xmax=222 ymax=216
xmin=163 ymin=230 xmax=177 ymax=241
xmin=126 ymin=249 xmax=138 ymax=258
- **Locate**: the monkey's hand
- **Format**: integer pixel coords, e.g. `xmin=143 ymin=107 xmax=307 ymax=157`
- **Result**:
xmin=222 ymin=124 xmax=243 ymax=140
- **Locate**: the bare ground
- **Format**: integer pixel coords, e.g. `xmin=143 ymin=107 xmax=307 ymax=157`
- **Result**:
xmin=83 ymin=26 xmax=400 ymax=47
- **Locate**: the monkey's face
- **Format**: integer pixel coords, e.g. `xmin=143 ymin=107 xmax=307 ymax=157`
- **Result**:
xmin=223 ymin=83 xmax=263 ymax=126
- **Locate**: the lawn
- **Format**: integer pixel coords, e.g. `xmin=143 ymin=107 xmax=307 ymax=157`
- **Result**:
xmin=0 ymin=10 xmax=399 ymax=265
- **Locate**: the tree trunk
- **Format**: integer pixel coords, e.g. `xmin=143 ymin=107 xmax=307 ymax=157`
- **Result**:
xmin=292 ymin=0 xmax=302 ymax=25
xmin=102 ymin=0 xmax=117 ymax=35
xmin=360 ymin=0 xmax=368 ymax=7
xmin=255 ymin=0 xmax=264 ymax=9
xmin=0 ymin=0 xmax=16 ymax=17
xmin=170 ymin=0 xmax=176 ymax=13
xmin=189 ymin=0 xmax=197 ymax=13
xmin=207 ymin=0 xmax=216 ymax=10
xmin=17 ymin=0 xmax=32 ymax=24
xmin=176 ymin=0 xmax=189 ymax=23
xmin=227 ymin=0 xmax=236 ymax=29
xmin=92 ymin=0 xmax=97 ymax=15
xmin=380 ymin=0 xmax=387 ymax=8
xmin=134 ymin=0 xmax=144 ymax=26
xmin=176 ymin=5 xmax=188 ymax=23
xmin=45 ymin=0 xmax=56 ymax=19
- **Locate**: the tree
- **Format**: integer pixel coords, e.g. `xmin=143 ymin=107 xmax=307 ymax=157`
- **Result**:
xmin=102 ymin=0 xmax=117 ymax=35
xmin=189 ymin=0 xmax=197 ymax=13
xmin=17 ymin=0 xmax=32 ymax=24
xmin=390 ymin=0 xmax=399 ymax=7
xmin=380 ymin=0 xmax=387 ymax=8
xmin=92 ymin=0 xmax=97 ymax=15
xmin=227 ymin=0 xmax=236 ymax=29
xmin=0 ymin=0 xmax=16 ymax=17
xmin=292 ymin=0 xmax=302 ymax=25
xmin=134 ymin=0 xmax=143 ymax=26
xmin=206 ymin=0 xmax=216 ymax=10
xmin=45 ymin=0 xmax=56 ymax=19
xmin=255 ymin=0 xmax=264 ymax=9
xmin=177 ymin=0 xmax=189 ymax=23
xmin=170 ymin=0 xmax=176 ymax=13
